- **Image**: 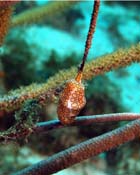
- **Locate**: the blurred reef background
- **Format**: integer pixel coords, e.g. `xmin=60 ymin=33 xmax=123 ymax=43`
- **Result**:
xmin=0 ymin=1 xmax=140 ymax=175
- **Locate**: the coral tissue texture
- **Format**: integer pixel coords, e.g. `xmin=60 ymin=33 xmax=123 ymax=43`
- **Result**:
xmin=0 ymin=7 xmax=12 ymax=45
xmin=11 ymin=1 xmax=77 ymax=27
xmin=0 ymin=0 xmax=19 ymax=8
xmin=0 ymin=44 xmax=140 ymax=115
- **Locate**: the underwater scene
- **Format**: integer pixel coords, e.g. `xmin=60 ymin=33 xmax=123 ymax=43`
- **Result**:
xmin=0 ymin=0 xmax=140 ymax=175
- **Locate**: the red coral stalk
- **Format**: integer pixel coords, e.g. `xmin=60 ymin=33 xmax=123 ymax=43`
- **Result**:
xmin=0 ymin=0 xmax=20 ymax=8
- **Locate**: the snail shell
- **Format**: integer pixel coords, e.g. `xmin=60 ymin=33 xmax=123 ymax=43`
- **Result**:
xmin=57 ymin=79 xmax=86 ymax=125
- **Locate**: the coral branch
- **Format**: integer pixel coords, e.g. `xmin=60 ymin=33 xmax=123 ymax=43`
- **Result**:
xmin=0 ymin=44 xmax=140 ymax=115
xmin=13 ymin=119 xmax=140 ymax=175
xmin=35 ymin=113 xmax=140 ymax=133
xmin=0 ymin=0 xmax=20 ymax=45
xmin=79 ymin=0 xmax=100 ymax=72
xmin=1 ymin=113 xmax=140 ymax=142
xmin=0 ymin=7 xmax=13 ymax=45
xmin=11 ymin=1 xmax=77 ymax=28
xmin=0 ymin=0 xmax=19 ymax=8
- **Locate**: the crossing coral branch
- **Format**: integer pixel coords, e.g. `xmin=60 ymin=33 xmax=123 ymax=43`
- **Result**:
xmin=1 ymin=113 xmax=140 ymax=142
xmin=13 ymin=119 xmax=140 ymax=175
xmin=0 ymin=44 xmax=140 ymax=115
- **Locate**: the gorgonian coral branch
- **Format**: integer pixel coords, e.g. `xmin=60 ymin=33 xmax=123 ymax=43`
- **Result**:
xmin=11 ymin=1 xmax=77 ymax=28
xmin=79 ymin=0 xmax=100 ymax=72
xmin=0 ymin=44 xmax=140 ymax=115
xmin=0 ymin=0 xmax=20 ymax=45
xmin=0 ymin=0 xmax=19 ymax=8
xmin=0 ymin=7 xmax=13 ymax=45
xmin=13 ymin=119 xmax=140 ymax=175
xmin=1 ymin=113 xmax=140 ymax=142
xmin=35 ymin=113 xmax=140 ymax=133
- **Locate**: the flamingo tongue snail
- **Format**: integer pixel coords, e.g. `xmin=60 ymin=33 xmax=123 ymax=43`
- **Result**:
xmin=57 ymin=71 xmax=86 ymax=125
xmin=57 ymin=0 xmax=100 ymax=125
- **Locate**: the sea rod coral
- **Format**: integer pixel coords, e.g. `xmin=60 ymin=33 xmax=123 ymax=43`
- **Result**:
xmin=0 ymin=0 xmax=20 ymax=45
xmin=0 ymin=44 xmax=140 ymax=115
xmin=0 ymin=0 xmax=140 ymax=175
xmin=0 ymin=1 xmax=76 ymax=45
xmin=0 ymin=7 xmax=13 ymax=46
xmin=11 ymin=1 xmax=77 ymax=28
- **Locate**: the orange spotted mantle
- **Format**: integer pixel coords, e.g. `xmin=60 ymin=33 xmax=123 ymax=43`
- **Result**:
xmin=57 ymin=72 xmax=86 ymax=125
